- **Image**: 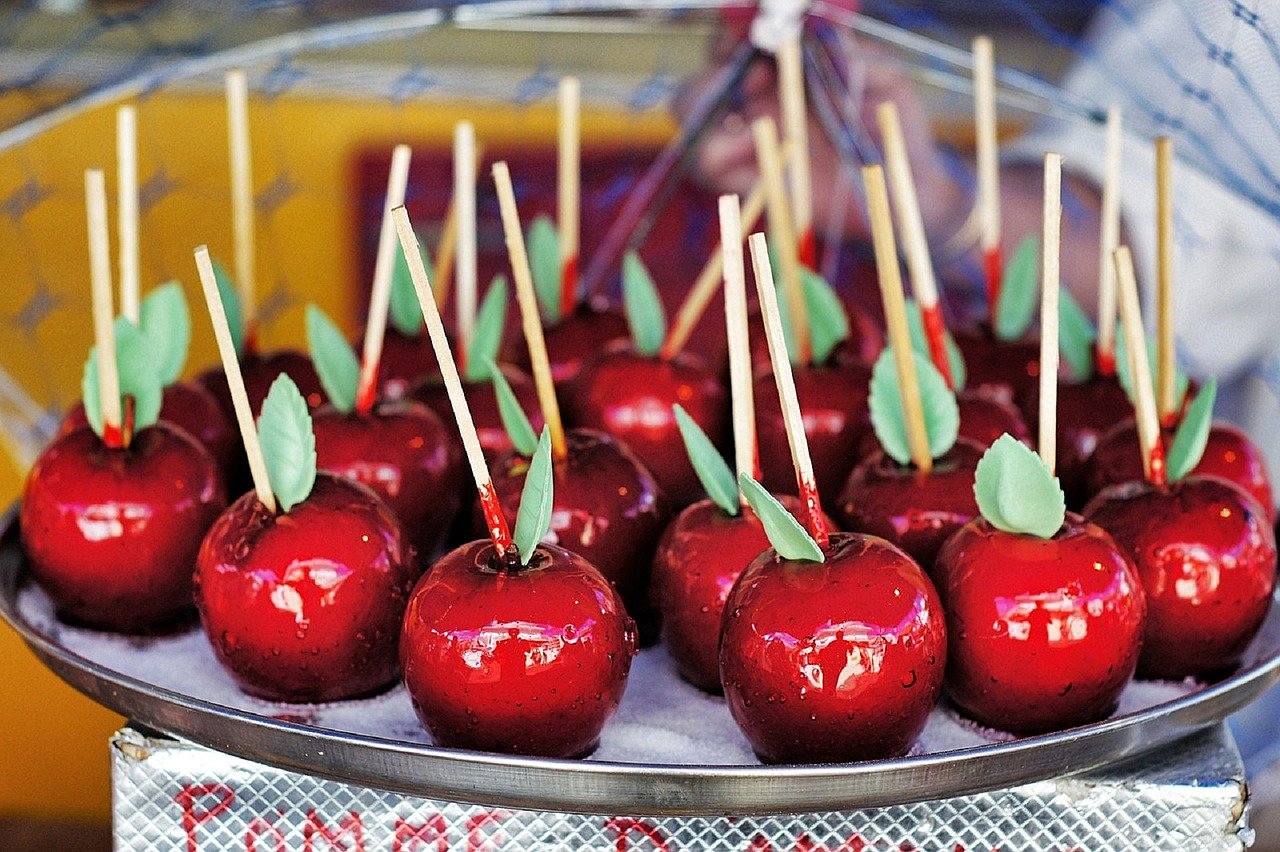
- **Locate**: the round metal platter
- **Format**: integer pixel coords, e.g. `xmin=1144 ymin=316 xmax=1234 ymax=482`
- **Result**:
xmin=3 ymin=512 xmax=1279 ymax=816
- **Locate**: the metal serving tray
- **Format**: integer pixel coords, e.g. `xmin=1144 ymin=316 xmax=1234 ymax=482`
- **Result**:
xmin=3 ymin=511 xmax=1278 ymax=816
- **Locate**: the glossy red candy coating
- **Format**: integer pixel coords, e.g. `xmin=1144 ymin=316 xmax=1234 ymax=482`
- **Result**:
xmin=195 ymin=474 xmax=413 ymax=703
xmin=511 ymin=303 xmax=630 ymax=393
xmin=1084 ymin=418 xmax=1275 ymax=522
xmin=747 ymin=306 xmax=883 ymax=373
xmin=61 ymin=380 xmax=238 ymax=479
xmin=570 ymin=342 xmax=726 ymax=507
xmin=956 ymin=390 xmax=1029 ymax=450
xmin=313 ymin=400 xmax=463 ymax=561
xmin=21 ymin=423 xmax=226 ymax=632
xmin=720 ymin=533 xmax=947 ymax=763
xmin=363 ymin=327 xmax=436 ymax=400
xmin=1021 ymin=374 xmax=1132 ymax=506
xmin=485 ymin=429 xmax=665 ymax=636
xmin=754 ymin=360 xmax=871 ymax=510
xmin=652 ymin=496 xmax=831 ymax=693
xmin=400 ymin=540 xmax=637 ymax=757
xmin=1085 ymin=477 xmax=1277 ymax=680
xmin=837 ymin=440 xmax=983 ymax=574
xmin=410 ymin=365 xmax=545 ymax=460
xmin=934 ymin=515 xmax=1147 ymax=735
xmin=952 ymin=325 xmax=1040 ymax=405
xmin=198 ymin=349 xmax=325 ymax=417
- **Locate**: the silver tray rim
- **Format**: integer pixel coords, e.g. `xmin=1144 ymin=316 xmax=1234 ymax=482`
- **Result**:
xmin=4 ymin=509 xmax=1279 ymax=815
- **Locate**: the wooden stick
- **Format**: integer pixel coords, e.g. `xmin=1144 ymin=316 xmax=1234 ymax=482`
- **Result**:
xmin=973 ymin=36 xmax=1002 ymax=318
xmin=777 ymin=37 xmax=815 ymax=269
xmin=434 ymin=140 xmax=486 ymax=310
xmin=493 ymin=161 xmax=568 ymax=460
xmin=355 ymin=144 xmax=412 ymax=415
xmin=393 ymin=206 xmax=513 ymax=550
xmin=748 ymin=232 xmax=828 ymax=547
xmin=1095 ymin=106 xmax=1122 ymax=375
xmin=720 ymin=194 xmax=757 ymax=498
xmin=558 ymin=76 xmax=581 ymax=317
xmin=116 ymin=105 xmax=141 ymax=325
xmin=1114 ymin=246 xmax=1163 ymax=485
xmin=877 ymin=101 xmax=954 ymax=388
xmin=86 ymin=169 xmax=124 ymax=449
xmin=455 ymin=121 xmax=478 ymax=370
xmin=225 ymin=69 xmax=257 ymax=342
xmin=863 ymin=165 xmax=931 ymax=473
xmin=194 ymin=245 xmax=275 ymax=513
xmin=1155 ymin=136 xmax=1176 ymax=420
xmin=1039 ymin=153 xmax=1063 ymax=474
xmin=752 ymin=116 xmax=811 ymax=366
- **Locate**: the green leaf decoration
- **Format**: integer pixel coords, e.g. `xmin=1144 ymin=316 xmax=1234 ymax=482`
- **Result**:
xmin=674 ymin=404 xmax=739 ymax=516
xmin=513 ymin=427 xmax=555 ymax=565
xmin=1116 ymin=331 xmax=1190 ymax=409
xmin=81 ymin=317 xmax=164 ymax=439
xmin=867 ymin=349 xmax=959 ymax=465
xmin=738 ymin=474 xmax=824 ymax=562
xmin=305 ymin=304 xmax=359 ymax=413
xmin=905 ymin=298 xmax=967 ymax=391
xmin=257 ymin=375 xmax=318 ymax=512
xmin=1166 ymin=378 xmax=1217 ymax=482
xmin=212 ymin=259 xmax=245 ymax=358
xmin=389 ymin=238 xmax=432 ymax=337
xmin=490 ymin=361 xmax=538 ymax=457
xmin=137 ymin=281 xmax=191 ymax=387
xmin=973 ymin=434 xmax=1066 ymax=539
xmin=995 ymin=236 xmax=1039 ymax=341
xmin=526 ymin=215 xmax=562 ymax=325
xmin=464 ymin=276 xmax=509 ymax=382
xmin=622 ymin=251 xmax=666 ymax=356
xmin=1058 ymin=287 xmax=1097 ymax=382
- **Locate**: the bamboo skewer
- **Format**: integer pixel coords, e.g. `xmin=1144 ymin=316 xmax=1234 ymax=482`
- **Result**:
xmin=455 ymin=121 xmax=479 ymax=368
xmin=777 ymin=37 xmax=815 ymax=269
xmin=720 ymin=194 xmax=757 ymax=498
xmin=434 ymin=140 xmax=486 ymax=310
xmin=1155 ymin=136 xmax=1177 ymax=420
xmin=752 ymin=116 xmax=811 ymax=365
xmin=116 ymin=105 xmax=141 ymax=325
xmin=1096 ymin=106 xmax=1123 ymax=375
xmin=86 ymin=169 xmax=123 ymax=448
xmin=973 ymin=36 xmax=1002 ymax=319
xmin=225 ymin=70 xmax=257 ymax=344
xmin=1039 ymin=153 xmax=1063 ymax=474
xmin=1115 ymin=246 xmax=1163 ymax=485
xmin=864 ymin=164 xmax=931 ymax=473
xmin=558 ymin=76 xmax=581 ymax=317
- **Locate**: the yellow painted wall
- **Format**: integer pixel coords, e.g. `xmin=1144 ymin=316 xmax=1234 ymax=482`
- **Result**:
xmin=0 ymin=89 xmax=674 ymax=819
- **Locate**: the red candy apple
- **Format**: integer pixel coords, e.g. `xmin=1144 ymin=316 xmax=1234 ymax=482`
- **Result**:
xmin=199 ymin=348 xmax=324 ymax=417
xmin=1021 ymin=373 xmax=1131 ymax=505
xmin=720 ymin=484 xmax=946 ymax=763
xmin=1086 ymin=475 xmax=1276 ymax=680
xmin=412 ymin=365 xmax=544 ymax=459
xmin=952 ymin=324 xmax=1040 ymax=405
xmin=365 ymin=325 xmax=435 ymax=400
xmin=515 ymin=301 xmax=629 ymax=391
xmin=934 ymin=436 xmax=1146 ymax=735
xmin=23 ymin=422 xmax=225 ymax=632
xmin=956 ymin=390 xmax=1029 ymax=449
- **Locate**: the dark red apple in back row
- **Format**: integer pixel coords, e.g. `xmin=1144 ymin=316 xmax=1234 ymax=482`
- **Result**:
xmin=411 ymin=364 xmax=544 ymax=460
xmin=365 ymin=326 xmax=435 ymax=400
xmin=1086 ymin=476 xmax=1276 ymax=681
xmin=512 ymin=302 xmax=630 ymax=392
xmin=952 ymin=325 xmax=1040 ymax=405
xmin=400 ymin=539 xmax=637 ymax=757
xmin=196 ymin=472 xmax=415 ymax=703
xmin=1021 ymin=374 xmax=1132 ymax=506
xmin=198 ymin=349 xmax=325 ymax=419
xmin=22 ymin=423 xmax=226 ymax=632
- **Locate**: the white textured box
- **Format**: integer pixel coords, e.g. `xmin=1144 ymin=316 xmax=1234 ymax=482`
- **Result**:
xmin=112 ymin=723 xmax=1252 ymax=851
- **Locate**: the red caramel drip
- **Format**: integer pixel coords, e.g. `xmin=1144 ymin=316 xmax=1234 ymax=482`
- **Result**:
xmin=354 ymin=370 xmax=379 ymax=417
xmin=1096 ymin=347 xmax=1117 ymax=378
xmin=560 ymin=255 xmax=579 ymax=319
xmin=797 ymin=227 xmax=817 ymax=271
xmin=243 ymin=322 xmax=259 ymax=358
xmin=920 ymin=302 xmax=955 ymax=389
xmin=1148 ymin=436 xmax=1168 ymax=487
xmin=983 ymin=245 xmax=1003 ymax=323
xmin=799 ymin=478 xmax=829 ymax=549
xmin=478 ymin=481 xmax=513 ymax=551
xmin=102 ymin=422 xmax=125 ymax=450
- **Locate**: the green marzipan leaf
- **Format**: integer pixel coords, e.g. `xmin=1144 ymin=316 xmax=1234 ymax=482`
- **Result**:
xmin=622 ymin=251 xmax=666 ymax=356
xmin=526 ymin=215 xmax=562 ymax=325
xmin=212 ymin=259 xmax=245 ymax=357
xmin=1167 ymin=378 xmax=1218 ymax=482
xmin=1116 ymin=331 xmax=1190 ymax=410
xmin=490 ymin=361 xmax=538 ymax=456
xmin=81 ymin=317 xmax=164 ymax=439
xmin=257 ymin=375 xmax=318 ymax=512
xmin=1058 ymin=287 xmax=1097 ymax=382
xmin=674 ymin=404 xmax=738 ymax=516
xmin=465 ymin=276 xmax=509 ymax=382
xmin=905 ymin=298 xmax=967 ymax=391
xmin=514 ymin=427 xmax=555 ymax=565
xmin=389 ymin=238 xmax=433 ymax=337
xmin=137 ymin=281 xmax=191 ymax=387
xmin=995 ymin=236 xmax=1039 ymax=341
xmin=973 ymin=433 xmax=1065 ymax=539
xmin=738 ymin=474 xmax=824 ymax=562
xmin=867 ymin=349 xmax=959 ymax=465
xmin=775 ymin=267 xmax=850 ymax=366
xmin=305 ymin=304 xmax=359 ymax=413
